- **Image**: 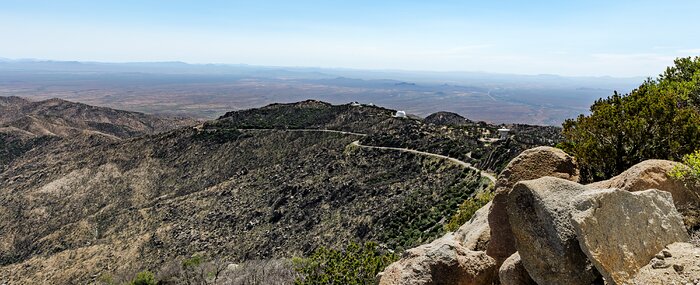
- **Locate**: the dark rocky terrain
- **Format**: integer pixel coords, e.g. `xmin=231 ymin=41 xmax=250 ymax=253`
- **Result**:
xmin=0 ymin=96 xmax=196 ymax=137
xmin=0 ymin=98 xmax=561 ymax=283
xmin=217 ymin=100 xmax=563 ymax=173
xmin=424 ymin=111 xmax=472 ymax=126
xmin=379 ymin=147 xmax=700 ymax=285
xmin=0 ymin=96 xmax=196 ymax=171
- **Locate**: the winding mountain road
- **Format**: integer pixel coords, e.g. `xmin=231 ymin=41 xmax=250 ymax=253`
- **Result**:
xmin=350 ymin=140 xmax=496 ymax=183
xmin=239 ymin=128 xmax=367 ymax=137
xmin=235 ymin=128 xmax=496 ymax=183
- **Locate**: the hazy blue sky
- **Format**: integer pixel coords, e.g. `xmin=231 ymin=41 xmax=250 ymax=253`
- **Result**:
xmin=1 ymin=0 xmax=699 ymax=76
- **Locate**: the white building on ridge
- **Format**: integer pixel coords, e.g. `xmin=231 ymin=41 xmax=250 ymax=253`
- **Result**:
xmin=497 ymin=128 xmax=511 ymax=140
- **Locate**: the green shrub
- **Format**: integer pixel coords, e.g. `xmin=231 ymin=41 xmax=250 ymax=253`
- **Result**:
xmin=444 ymin=190 xmax=494 ymax=232
xmin=130 ymin=270 xmax=157 ymax=285
xmin=293 ymin=242 xmax=397 ymax=285
xmin=562 ymin=57 xmax=700 ymax=182
xmin=669 ymin=150 xmax=700 ymax=231
xmin=182 ymin=254 xmax=204 ymax=268
xmin=96 ymin=273 xmax=116 ymax=285
xmin=376 ymin=167 xmax=491 ymax=251
xmin=669 ymin=149 xmax=700 ymax=183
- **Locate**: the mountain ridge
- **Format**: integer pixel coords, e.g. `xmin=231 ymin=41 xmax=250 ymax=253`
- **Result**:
xmin=0 ymin=98 xmax=561 ymax=284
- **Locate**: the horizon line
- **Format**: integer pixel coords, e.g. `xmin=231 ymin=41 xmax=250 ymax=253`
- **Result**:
xmin=0 ymin=56 xmax=652 ymax=79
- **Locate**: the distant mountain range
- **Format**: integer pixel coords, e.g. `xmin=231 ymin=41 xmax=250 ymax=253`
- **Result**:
xmin=0 ymin=59 xmax=644 ymax=125
xmin=0 ymin=58 xmax=644 ymax=88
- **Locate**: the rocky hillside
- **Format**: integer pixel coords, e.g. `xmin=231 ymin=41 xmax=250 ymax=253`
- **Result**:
xmin=373 ymin=59 xmax=700 ymax=285
xmin=424 ymin=111 xmax=472 ymax=126
xmin=0 ymin=96 xmax=196 ymax=170
xmin=0 ymin=99 xmax=562 ymax=284
xmin=0 ymin=100 xmax=504 ymax=284
xmin=379 ymin=147 xmax=700 ymax=285
xmin=0 ymin=96 xmax=195 ymax=138
xmin=217 ymin=100 xmax=562 ymax=174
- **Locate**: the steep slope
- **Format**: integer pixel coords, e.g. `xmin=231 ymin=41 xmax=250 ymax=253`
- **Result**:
xmin=0 ymin=96 xmax=196 ymax=170
xmin=0 ymin=101 xmax=489 ymax=283
xmin=475 ymin=124 xmax=564 ymax=172
xmin=0 ymin=100 xmax=559 ymax=283
xmin=217 ymin=101 xmax=561 ymax=174
xmin=0 ymin=96 xmax=196 ymax=138
xmin=424 ymin=111 xmax=472 ymax=126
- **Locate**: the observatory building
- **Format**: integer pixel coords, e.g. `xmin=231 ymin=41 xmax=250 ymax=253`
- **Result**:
xmin=394 ymin=110 xmax=407 ymax=118
xmin=497 ymin=128 xmax=511 ymax=140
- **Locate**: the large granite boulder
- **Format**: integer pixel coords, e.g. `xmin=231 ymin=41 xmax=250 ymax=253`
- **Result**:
xmin=498 ymin=252 xmax=536 ymax=285
xmin=378 ymin=234 xmax=497 ymax=285
xmin=629 ymin=242 xmax=700 ymax=285
xmin=587 ymin=159 xmax=700 ymax=210
xmin=487 ymin=146 xmax=579 ymax=266
xmin=570 ymin=189 xmax=689 ymax=285
xmin=455 ymin=201 xmax=491 ymax=251
xmin=507 ymin=177 xmax=600 ymax=285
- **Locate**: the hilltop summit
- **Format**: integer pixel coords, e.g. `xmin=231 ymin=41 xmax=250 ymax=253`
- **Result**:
xmin=424 ymin=111 xmax=472 ymax=126
xmin=0 ymin=98 xmax=562 ymax=283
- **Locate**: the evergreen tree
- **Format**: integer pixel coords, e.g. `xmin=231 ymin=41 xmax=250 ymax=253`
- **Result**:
xmin=561 ymin=57 xmax=700 ymax=182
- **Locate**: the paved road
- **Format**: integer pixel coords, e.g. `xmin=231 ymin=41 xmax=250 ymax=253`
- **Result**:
xmin=234 ymin=128 xmax=497 ymax=184
xmin=239 ymin=128 xmax=367 ymax=137
xmin=350 ymin=141 xmax=497 ymax=183
xmin=486 ymin=89 xmax=497 ymax=102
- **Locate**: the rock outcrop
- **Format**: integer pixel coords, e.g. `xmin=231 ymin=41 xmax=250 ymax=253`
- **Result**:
xmin=498 ymin=252 xmax=536 ymax=285
xmin=588 ymin=159 xmax=700 ymax=210
xmin=570 ymin=189 xmax=689 ymax=285
xmin=381 ymin=149 xmax=699 ymax=285
xmin=455 ymin=202 xmax=492 ymax=251
xmin=487 ymin=146 xmax=579 ymax=265
xmin=587 ymin=159 xmax=700 ymax=231
xmin=378 ymin=202 xmax=494 ymax=284
xmin=507 ymin=177 xmax=599 ymax=285
xmin=629 ymin=242 xmax=700 ymax=285
xmin=379 ymin=146 xmax=700 ymax=285
xmin=378 ymin=235 xmax=497 ymax=285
